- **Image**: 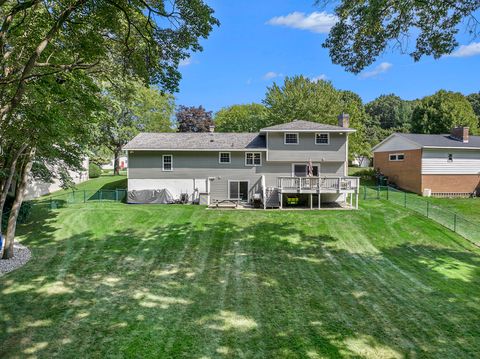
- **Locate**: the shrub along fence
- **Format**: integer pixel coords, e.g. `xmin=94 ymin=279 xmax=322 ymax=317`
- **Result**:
xmin=363 ymin=185 xmax=480 ymax=246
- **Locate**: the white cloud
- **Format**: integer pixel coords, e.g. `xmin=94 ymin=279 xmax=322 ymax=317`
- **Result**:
xmin=267 ymin=11 xmax=337 ymax=34
xmin=179 ymin=58 xmax=193 ymax=67
xmin=360 ymin=62 xmax=393 ymax=78
xmin=263 ymin=71 xmax=283 ymax=80
xmin=311 ymin=74 xmax=328 ymax=82
xmin=446 ymin=42 xmax=480 ymax=58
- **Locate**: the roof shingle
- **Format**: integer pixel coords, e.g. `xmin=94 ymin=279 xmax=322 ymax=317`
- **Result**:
xmin=260 ymin=120 xmax=355 ymax=132
xmin=397 ymin=133 xmax=480 ymax=149
xmin=123 ymin=132 xmax=266 ymax=150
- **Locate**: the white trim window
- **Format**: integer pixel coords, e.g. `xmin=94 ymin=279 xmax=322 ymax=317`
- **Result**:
xmin=245 ymin=152 xmax=262 ymax=166
xmin=389 ymin=153 xmax=405 ymax=161
xmin=219 ymin=152 xmax=231 ymax=164
xmin=162 ymin=154 xmax=173 ymax=171
xmin=315 ymin=132 xmax=330 ymax=145
xmin=284 ymin=133 xmax=299 ymax=145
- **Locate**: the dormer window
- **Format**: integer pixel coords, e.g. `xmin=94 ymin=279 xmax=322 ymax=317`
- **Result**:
xmin=284 ymin=133 xmax=299 ymax=145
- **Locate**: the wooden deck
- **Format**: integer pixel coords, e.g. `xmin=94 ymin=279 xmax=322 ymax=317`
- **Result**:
xmin=264 ymin=176 xmax=360 ymax=210
xmin=276 ymin=176 xmax=360 ymax=194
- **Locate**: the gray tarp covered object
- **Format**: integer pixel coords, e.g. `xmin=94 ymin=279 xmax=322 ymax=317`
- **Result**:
xmin=128 ymin=189 xmax=175 ymax=204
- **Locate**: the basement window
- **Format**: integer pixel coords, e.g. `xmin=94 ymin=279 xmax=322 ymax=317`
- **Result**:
xmin=448 ymin=154 xmax=453 ymax=162
xmin=389 ymin=153 xmax=405 ymax=161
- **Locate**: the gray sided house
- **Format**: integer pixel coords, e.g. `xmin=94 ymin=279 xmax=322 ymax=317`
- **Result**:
xmin=123 ymin=117 xmax=360 ymax=209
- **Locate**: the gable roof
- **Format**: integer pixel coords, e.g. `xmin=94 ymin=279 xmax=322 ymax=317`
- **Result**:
xmin=123 ymin=132 xmax=266 ymax=151
xmin=260 ymin=120 xmax=355 ymax=132
xmin=373 ymin=132 xmax=480 ymax=151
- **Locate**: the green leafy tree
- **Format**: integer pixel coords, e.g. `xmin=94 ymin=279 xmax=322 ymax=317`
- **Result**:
xmin=215 ymin=103 xmax=268 ymax=132
xmin=0 ymin=0 xmax=218 ymax=258
xmin=1 ymin=72 xmax=101 ymax=258
xmin=467 ymin=92 xmax=480 ymax=126
xmin=365 ymin=94 xmax=414 ymax=130
xmin=411 ymin=90 xmax=478 ymax=134
xmin=176 ymin=105 xmax=214 ymax=132
xmin=320 ymin=0 xmax=480 ymax=73
xmin=263 ymin=76 xmax=370 ymax=160
xmin=100 ymin=79 xmax=175 ymax=175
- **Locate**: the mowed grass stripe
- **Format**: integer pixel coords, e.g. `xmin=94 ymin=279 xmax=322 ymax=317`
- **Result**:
xmin=1 ymin=200 xmax=480 ymax=358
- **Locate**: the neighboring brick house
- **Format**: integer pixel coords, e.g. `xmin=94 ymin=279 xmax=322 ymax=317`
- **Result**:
xmin=372 ymin=127 xmax=480 ymax=196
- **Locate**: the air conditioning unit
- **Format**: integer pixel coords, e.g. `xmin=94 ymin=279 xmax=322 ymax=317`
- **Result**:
xmin=423 ymin=188 xmax=432 ymax=197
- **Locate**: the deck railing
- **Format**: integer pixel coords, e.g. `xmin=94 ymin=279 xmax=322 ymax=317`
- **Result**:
xmin=276 ymin=176 xmax=360 ymax=192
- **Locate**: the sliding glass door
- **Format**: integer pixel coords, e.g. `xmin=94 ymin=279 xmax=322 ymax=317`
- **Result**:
xmin=229 ymin=181 xmax=249 ymax=201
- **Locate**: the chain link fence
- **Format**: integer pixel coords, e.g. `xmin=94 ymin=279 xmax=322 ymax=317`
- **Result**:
xmin=1 ymin=189 xmax=127 ymax=231
xmin=362 ymin=185 xmax=480 ymax=246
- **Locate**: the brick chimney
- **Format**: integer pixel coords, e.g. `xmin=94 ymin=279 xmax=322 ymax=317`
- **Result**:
xmin=450 ymin=126 xmax=469 ymax=143
xmin=209 ymin=124 xmax=215 ymax=133
xmin=338 ymin=113 xmax=350 ymax=128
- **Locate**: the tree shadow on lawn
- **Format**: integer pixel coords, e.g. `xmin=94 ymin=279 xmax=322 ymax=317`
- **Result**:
xmin=1 ymin=217 xmax=480 ymax=358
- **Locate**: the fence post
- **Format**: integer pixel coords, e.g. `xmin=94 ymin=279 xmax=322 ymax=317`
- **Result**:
xmin=404 ymin=191 xmax=407 ymax=208
xmin=454 ymin=213 xmax=457 ymax=232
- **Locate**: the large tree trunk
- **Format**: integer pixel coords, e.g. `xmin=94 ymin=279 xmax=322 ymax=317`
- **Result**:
xmin=0 ymin=143 xmax=27 ymax=231
xmin=113 ymin=145 xmax=122 ymax=176
xmin=2 ymin=147 xmax=35 ymax=259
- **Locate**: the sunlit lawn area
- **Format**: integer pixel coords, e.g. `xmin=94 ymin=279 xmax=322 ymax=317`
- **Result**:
xmin=426 ymin=197 xmax=480 ymax=222
xmin=1 ymin=179 xmax=479 ymax=357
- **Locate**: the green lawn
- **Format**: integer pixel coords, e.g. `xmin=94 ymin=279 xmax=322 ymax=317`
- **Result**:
xmin=1 ymin=185 xmax=480 ymax=357
xmin=40 ymin=174 xmax=127 ymax=200
xmin=426 ymin=197 xmax=480 ymax=222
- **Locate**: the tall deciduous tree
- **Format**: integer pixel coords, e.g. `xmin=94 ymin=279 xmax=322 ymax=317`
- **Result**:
xmin=0 ymin=0 xmax=218 ymax=258
xmin=320 ymin=1 xmax=480 ymax=73
xmin=100 ymin=79 xmax=175 ymax=175
xmin=365 ymin=94 xmax=414 ymax=130
xmin=263 ymin=76 xmax=370 ymax=160
xmin=176 ymin=105 xmax=214 ymax=132
xmin=467 ymin=92 xmax=480 ymax=126
xmin=411 ymin=90 xmax=478 ymax=134
xmin=1 ymin=72 xmax=101 ymax=258
xmin=214 ymin=103 xmax=268 ymax=132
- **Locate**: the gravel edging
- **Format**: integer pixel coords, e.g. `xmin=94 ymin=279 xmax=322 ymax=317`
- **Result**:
xmin=0 ymin=242 xmax=32 ymax=276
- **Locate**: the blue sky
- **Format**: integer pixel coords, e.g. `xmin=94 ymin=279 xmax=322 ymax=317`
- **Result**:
xmin=176 ymin=0 xmax=480 ymax=113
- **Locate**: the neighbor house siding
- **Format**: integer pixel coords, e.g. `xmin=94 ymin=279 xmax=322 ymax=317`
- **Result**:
xmin=267 ymin=132 xmax=347 ymax=162
xmin=373 ymin=149 xmax=423 ymax=194
xmin=422 ymin=149 xmax=480 ymax=175
xmin=422 ymin=175 xmax=480 ymax=194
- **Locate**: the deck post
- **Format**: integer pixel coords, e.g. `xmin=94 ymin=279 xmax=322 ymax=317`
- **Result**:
xmin=318 ymin=193 xmax=321 ymax=209
xmin=310 ymin=193 xmax=313 ymax=210
xmin=279 ymin=192 xmax=283 ymax=209
xmin=355 ymin=188 xmax=359 ymax=209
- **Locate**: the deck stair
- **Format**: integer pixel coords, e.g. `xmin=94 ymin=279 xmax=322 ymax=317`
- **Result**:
xmin=265 ymin=187 xmax=280 ymax=208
